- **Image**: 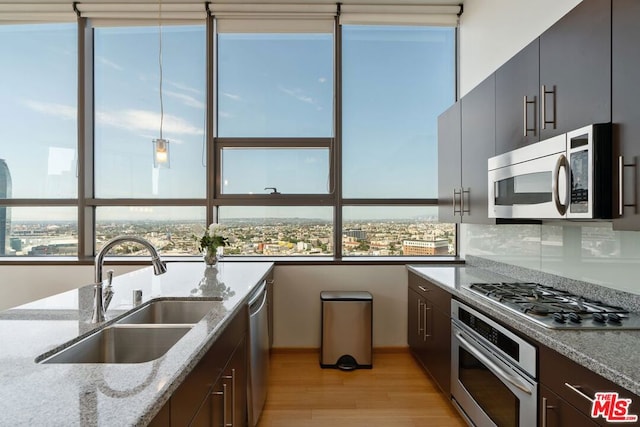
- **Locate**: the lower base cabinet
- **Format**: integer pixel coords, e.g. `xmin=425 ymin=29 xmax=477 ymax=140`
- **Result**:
xmin=407 ymin=272 xmax=451 ymax=395
xmin=149 ymin=306 xmax=248 ymax=426
xmin=191 ymin=337 xmax=247 ymax=427
xmin=539 ymin=344 xmax=640 ymax=427
xmin=540 ymin=384 xmax=598 ymax=427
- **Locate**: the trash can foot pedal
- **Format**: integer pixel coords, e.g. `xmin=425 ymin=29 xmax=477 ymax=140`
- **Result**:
xmin=337 ymin=355 xmax=357 ymax=371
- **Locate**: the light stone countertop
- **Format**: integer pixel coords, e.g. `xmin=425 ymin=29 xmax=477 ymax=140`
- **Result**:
xmin=0 ymin=261 xmax=273 ymax=427
xmin=407 ymin=265 xmax=640 ymax=397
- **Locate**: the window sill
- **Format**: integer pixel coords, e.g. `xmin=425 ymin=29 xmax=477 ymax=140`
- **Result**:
xmin=0 ymin=255 xmax=464 ymax=266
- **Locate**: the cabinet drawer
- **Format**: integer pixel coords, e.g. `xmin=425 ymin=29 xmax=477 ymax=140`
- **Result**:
xmin=408 ymin=272 xmax=451 ymax=313
xmin=540 ymin=384 xmax=598 ymax=427
xmin=539 ymin=345 xmax=640 ymax=425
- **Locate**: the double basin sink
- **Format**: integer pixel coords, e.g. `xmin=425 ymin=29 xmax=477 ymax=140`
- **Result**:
xmin=39 ymin=300 xmax=221 ymax=364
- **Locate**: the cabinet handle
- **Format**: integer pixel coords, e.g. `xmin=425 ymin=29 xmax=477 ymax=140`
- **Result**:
xmin=223 ymin=383 xmax=230 ymax=426
xmin=212 ymin=388 xmax=224 ymax=424
xmin=523 ymin=95 xmax=537 ymax=136
xmin=453 ymin=188 xmax=462 ymax=215
xmin=619 ymin=155 xmax=638 ymax=216
xmin=418 ymin=285 xmax=431 ymax=293
xmin=222 ymin=369 xmax=235 ymax=426
xmin=564 ymin=383 xmax=595 ymax=403
xmin=417 ymin=299 xmax=424 ymax=335
xmin=422 ymin=302 xmax=427 ymax=341
xmin=541 ymin=397 xmax=556 ymax=427
xmin=541 ymin=85 xmax=556 ymax=130
xmin=424 ymin=305 xmax=431 ymax=340
xmin=462 ymin=188 xmax=470 ymax=215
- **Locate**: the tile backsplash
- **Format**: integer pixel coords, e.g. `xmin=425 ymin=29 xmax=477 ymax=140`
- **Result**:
xmin=461 ymin=222 xmax=640 ymax=295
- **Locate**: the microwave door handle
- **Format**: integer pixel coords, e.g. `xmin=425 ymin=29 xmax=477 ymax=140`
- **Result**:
xmin=553 ymin=154 xmax=569 ymax=216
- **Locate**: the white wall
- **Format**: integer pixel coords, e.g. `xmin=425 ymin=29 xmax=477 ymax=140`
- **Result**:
xmin=272 ymin=265 xmax=408 ymax=349
xmin=0 ymin=264 xmax=141 ymax=311
xmin=459 ymin=0 xmax=582 ymax=96
xmin=0 ymin=263 xmax=409 ymax=348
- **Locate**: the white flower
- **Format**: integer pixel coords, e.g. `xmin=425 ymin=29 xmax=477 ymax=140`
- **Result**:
xmin=208 ymin=223 xmax=221 ymax=236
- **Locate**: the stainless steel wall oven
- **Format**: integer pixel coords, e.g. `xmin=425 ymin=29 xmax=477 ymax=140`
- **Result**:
xmin=451 ymin=300 xmax=537 ymax=427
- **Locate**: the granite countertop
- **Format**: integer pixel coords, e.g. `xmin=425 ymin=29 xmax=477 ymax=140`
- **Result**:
xmin=0 ymin=261 xmax=273 ymax=426
xmin=407 ymin=265 xmax=640 ymax=397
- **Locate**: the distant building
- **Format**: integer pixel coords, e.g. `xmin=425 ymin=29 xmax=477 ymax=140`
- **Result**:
xmin=402 ymin=239 xmax=449 ymax=255
xmin=0 ymin=159 xmax=11 ymax=256
xmin=344 ymin=229 xmax=366 ymax=241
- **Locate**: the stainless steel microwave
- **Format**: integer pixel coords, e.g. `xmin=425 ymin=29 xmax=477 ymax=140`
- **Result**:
xmin=488 ymin=123 xmax=613 ymax=220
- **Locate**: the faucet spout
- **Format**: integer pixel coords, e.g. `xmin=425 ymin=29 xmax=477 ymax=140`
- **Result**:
xmin=91 ymin=236 xmax=167 ymax=323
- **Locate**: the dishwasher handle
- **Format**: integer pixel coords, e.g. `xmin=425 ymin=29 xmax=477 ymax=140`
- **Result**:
xmin=248 ymin=282 xmax=267 ymax=316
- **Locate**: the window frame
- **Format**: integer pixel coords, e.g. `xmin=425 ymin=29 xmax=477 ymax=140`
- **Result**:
xmin=0 ymin=14 xmax=458 ymax=263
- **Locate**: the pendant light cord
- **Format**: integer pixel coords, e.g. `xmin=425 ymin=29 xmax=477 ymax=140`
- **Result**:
xmin=158 ymin=0 xmax=164 ymax=140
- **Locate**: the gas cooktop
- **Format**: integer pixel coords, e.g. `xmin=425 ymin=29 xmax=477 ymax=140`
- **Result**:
xmin=467 ymin=281 xmax=640 ymax=330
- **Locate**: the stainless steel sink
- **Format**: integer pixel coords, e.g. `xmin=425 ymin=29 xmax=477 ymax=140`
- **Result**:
xmin=116 ymin=300 xmax=220 ymax=325
xmin=39 ymin=325 xmax=192 ymax=364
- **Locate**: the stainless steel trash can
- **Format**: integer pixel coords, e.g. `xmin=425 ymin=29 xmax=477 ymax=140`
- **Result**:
xmin=320 ymin=291 xmax=372 ymax=370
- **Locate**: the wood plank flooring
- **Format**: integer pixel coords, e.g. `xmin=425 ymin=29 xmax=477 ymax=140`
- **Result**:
xmin=257 ymin=349 xmax=467 ymax=427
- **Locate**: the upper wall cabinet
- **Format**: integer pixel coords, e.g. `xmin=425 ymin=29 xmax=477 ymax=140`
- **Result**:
xmin=495 ymin=39 xmax=540 ymax=154
xmin=438 ymin=102 xmax=461 ymax=224
xmin=461 ymin=74 xmax=496 ymax=224
xmin=538 ymin=0 xmax=611 ymax=140
xmin=438 ymin=76 xmax=496 ymax=225
xmin=612 ymin=0 xmax=640 ymax=230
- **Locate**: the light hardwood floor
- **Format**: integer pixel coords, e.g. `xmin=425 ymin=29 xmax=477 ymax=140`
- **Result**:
xmin=257 ymin=349 xmax=467 ymax=427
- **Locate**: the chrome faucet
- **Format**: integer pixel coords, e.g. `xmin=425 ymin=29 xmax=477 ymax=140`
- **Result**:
xmin=92 ymin=236 xmax=167 ymax=323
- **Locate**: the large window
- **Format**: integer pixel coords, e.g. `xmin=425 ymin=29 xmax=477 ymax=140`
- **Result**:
xmin=0 ymin=23 xmax=77 ymax=256
xmin=94 ymin=25 xmax=206 ymax=199
xmin=0 ymin=11 xmax=457 ymax=260
xmin=218 ymin=206 xmax=333 ymax=256
xmin=0 ymin=24 xmax=77 ymax=200
xmin=342 ymin=26 xmax=455 ymax=199
xmin=217 ymin=33 xmax=333 ymax=138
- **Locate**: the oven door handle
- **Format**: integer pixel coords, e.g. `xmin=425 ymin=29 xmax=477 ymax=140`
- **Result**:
xmin=456 ymin=332 xmax=534 ymax=395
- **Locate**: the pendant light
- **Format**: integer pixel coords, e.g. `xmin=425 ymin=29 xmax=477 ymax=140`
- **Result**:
xmin=153 ymin=0 xmax=169 ymax=168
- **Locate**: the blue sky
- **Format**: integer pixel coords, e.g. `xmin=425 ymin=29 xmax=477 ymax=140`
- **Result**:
xmin=0 ymin=23 xmax=454 ymax=221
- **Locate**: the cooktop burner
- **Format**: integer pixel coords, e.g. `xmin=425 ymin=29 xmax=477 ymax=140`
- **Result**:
xmin=467 ymin=282 xmax=640 ymax=329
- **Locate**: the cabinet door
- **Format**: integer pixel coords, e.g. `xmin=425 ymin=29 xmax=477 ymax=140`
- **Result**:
xmin=539 ymin=0 xmax=611 ymax=140
xmin=423 ymin=305 xmax=451 ymax=395
xmin=495 ymin=39 xmax=540 ymax=154
xmin=461 ymin=73 xmax=495 ymax=224
xmin=227 ymin=337 xmax=247 ymax=427
xmin=190 ymin=390 xmax=222 ymax=427
xmin=540 ymin=385 xmax=599 ymax=427
xmin=407 ymin=288 xmax=427 ymax=361
xmin=612 ymin=0 xmax=640 ymax=230
xmin=437 ymin=101 xmax=462 ymax=224
xmin=540 ymin=344 xmax=640 ymax=426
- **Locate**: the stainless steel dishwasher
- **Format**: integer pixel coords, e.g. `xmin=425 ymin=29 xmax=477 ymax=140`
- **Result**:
xmin=248 ymin=281 xmax=269 ymax=427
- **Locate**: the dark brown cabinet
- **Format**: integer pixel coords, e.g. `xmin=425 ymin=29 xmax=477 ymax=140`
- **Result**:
xmin=494 ymin=0 xmax=611 ymax=152
xmin=437 ymin=101 xmax=462 ymax=224
xmin=538 ymin=0 xmax=611 ymax=140
xmin=191 ymin=337 xmax=247 ymax=427
xmin=539 ymin=344 xmax=640 ymax=427
xmin=407 ymin=272 xmax=451 ymax=395
xmin=540 ymin=384 xmax=599 ymax=427
xmin=460 ymin=74 xmax=496 ymax=224
xmin=437 ymin=74 xmax=495 ymax=225
xmin=495 ymin=39 xmax=540 ymax=154
xmin=150 ymin=306 xmax=248 ymax=427
xmin=612 ymin=0 xmax=640 ymax=230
